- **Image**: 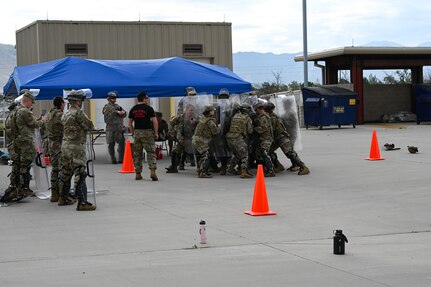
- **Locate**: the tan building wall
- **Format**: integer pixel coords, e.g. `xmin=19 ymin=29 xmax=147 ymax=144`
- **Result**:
xmin=16 ymin=20 xmax=232 ymax=68
xmin=16 ymin=20 xmax=233 ymax=121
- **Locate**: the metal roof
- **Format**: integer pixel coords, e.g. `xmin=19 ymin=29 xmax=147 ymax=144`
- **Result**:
xmin=294 ymin=46 xmax=431 ymax=62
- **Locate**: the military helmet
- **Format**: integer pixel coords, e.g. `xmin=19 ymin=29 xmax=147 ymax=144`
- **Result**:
xmin=218 ymin=88 xmax=230 ymax=98
xmin=266 ymin=102 xmax=275 ymax=110
xmin=240 ymin=103 xmax=251 ymax=110
xmin=203 ymin=105 xmax=215 ymax=114
xmin=67 ymin=89 xmax=86 ymax=102
xmin=185 ymin=86 xmax=197 ymax=96
xmin=107 ymin=91 xmax=118 ymax=99
xmin=254 ymin=102 xmax=265 ymax=109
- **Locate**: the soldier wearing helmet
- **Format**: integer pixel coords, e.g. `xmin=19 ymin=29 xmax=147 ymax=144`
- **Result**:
xmin=192 ymin=105 xmax=220 ymax=178
xmin=225 ymin=103 xmax=254 ymax=178
xmin=45 ymin=96 xmax=65 ymax=202
xmin=58 ymin=90 xmax=96 ymax=210
xmin=253 ymin=101 xmax=275 ymax=177
xmin=265 ymin=101 xmax=310 ymax=175
xmin=102 ymin=91 xmax=127 ymax=164
xmin=1 ymin=90 xmax=47 ymax=203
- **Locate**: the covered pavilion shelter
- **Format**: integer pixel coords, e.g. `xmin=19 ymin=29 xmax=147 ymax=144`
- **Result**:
xmin=295 ymin=47 xmax=431 ymax=124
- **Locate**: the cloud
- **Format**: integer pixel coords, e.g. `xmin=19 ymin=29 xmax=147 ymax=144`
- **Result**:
xmin=1 ymin=0 xmax=431 ymax=53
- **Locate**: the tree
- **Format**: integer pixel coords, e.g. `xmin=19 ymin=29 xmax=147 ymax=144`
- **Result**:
xmin=363 ymin=74 xmax=382 ymax=85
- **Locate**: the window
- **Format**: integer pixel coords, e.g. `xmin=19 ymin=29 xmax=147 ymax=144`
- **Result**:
xmin=65 ymin=44 xmax=88 ymax=56
xmin=183 ymin=44 xmax=203 ymax=55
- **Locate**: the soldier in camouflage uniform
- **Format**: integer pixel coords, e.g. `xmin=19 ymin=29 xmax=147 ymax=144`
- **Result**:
xmin=253 ymin=102 xmax=275 ymax=177
xmin=1 ymin=91 xmax=46 ymax=202
xmin=225 ymin=103 xmax=254 ymax=178
xmin=266 ymin=102 xmax=310 ymax=175
xmin=1 ymin=102 xmax=19 ymax=202
xmin=103 ymin=91 xmax=127 ymax=164
xmin=59 ymin=90 xmax=96 ymax=210
xmin=128 ymin=92 xmax=158 ymax=181
xmin=45 ymin=96 xmax=65 ymax=202
xmin=166 ymin=104 xmax=197 ymax=173
xmin=192 ymin=105 xmax=220 ymax=178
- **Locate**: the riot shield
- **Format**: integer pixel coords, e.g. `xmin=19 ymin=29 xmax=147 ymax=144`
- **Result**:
xmin=178 ymin=95 xmax=199 ymax=154
xmin=32 ymin=128 xmax=51 ymax=199
xmin=85 ymin=132 xmax=97 ymax=205
xmin=271 ymin=95 xmax=302 ymax=151
xmin=211 ymin=96 xmax=233 ymax=159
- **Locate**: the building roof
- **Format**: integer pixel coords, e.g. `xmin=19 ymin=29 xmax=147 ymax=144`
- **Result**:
xmin=17 ymin=20 xmax=231 ymax=33
xmin=294 ymin=46 xmax=431 ymax=62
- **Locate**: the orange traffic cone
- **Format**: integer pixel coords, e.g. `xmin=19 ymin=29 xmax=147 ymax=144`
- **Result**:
xmin=245 ymin=164 xmax=277 ymax=216
xmin=366 ymin=130 xmax=384 ymax=161
xmin=118 ymin=139 xmax=135 ymax=173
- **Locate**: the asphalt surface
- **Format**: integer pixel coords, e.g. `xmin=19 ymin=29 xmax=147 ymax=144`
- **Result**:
xmin=1 ymin=123 xmax=430 ymax=287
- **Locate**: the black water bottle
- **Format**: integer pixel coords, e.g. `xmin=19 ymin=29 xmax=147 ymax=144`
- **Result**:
xmin=333 ymin=230 xmax=348 ymax=255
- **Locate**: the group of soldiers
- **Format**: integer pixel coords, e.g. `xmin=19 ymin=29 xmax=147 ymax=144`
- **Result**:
xmin=1 ymin=87 xmax=309 ymax=206
xmin=1 ymin=89 xmax=96 ymax=210
xmin=165 ymin=87 xmax=310 ymax=178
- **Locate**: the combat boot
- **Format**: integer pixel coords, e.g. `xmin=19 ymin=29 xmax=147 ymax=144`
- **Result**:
xmin=135 ymin=172 xmax=143 ymax=180
xmin=1 ymin=185 xmax=19 ymax=202
xmin=219 ymin=166 xmax=227 ymax=175
xmin=287 ymin=165 xmax=300 ymax=172
xmin=76 ymin=201 xmax=96 ymax=211
xmin=19 ymin=187 xmax=34 ymax=197
xmin=166 ymin=166 xmax=178 ymax=173
xmin=150 ymin=169 xmax=158 ymax=181
xmin=298 ymin=166 xmax=310 ymax=175
xmin=264 ymin=170 xmax=276 ymax=177
xmin=50 ymin=190 xmax=59 ymax=202
xmin=199 ymin=172 xmax=213 ymax=178
xmin=274 ymin=163 xmax=285 ymax=173
xmin=58 ymin=196 xmax=75 ymax=206
xmin=240 ymin=169 xmax=253 ymax=179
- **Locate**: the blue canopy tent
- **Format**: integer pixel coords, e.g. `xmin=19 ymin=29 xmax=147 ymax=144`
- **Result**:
xmin=3 ymin=56 xmax=252 ymax=99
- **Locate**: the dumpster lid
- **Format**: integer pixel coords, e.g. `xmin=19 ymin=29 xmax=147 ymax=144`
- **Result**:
xmin=301 ymin=86 xmax=357 ymax=97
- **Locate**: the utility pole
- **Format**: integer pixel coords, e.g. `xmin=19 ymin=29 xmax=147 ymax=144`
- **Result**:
xmin=302 ymin=0 xmax=308 ymax=87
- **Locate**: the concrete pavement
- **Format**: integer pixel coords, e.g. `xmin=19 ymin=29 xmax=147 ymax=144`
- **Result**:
xmin=1 ymin=123 xmax=430 ymax=287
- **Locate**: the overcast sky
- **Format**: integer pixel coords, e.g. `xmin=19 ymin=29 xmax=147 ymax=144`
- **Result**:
xmin=1 ymin=0 xmax=431 ymax=54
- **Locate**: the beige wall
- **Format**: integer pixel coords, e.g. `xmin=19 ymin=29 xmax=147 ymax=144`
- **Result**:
xmin=363 ymin=84 xmax=412 ymax=122
xmin=16 ymin=20 xmax=233 ymax=118
xmin=16 ymin=21 xmax=232 ymax=68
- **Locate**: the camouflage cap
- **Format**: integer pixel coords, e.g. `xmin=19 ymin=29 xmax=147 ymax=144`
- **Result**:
xmin=22 ymin=91 xmax=36 ymax=103
xmin=67 ymin=89 xmax=86 ymax=102
xmin=254 ymin=102 xmax=265 ymax=109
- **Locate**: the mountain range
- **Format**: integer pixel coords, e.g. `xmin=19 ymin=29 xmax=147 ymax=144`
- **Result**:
xmin=2 ymin=41 xmax=431 ymax=91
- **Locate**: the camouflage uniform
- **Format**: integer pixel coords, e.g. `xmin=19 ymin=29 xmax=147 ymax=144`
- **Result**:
xmin=253 ymin=110 xmax=274 ymax=175
xmin=166 ymin=113 xmax=197 ymax=172
xmin=14 ymin=104 xmax=44 ymax=194
xmin=3 ymin=103 xmax=19 ymax=192
xmin=192 ymin=110 xmax=220 ymax=177
xmin=268 ymin=110 xmax=309 ymax=174
xmin=133 ymin=129 xmax=157 ymax=172
xmin=59 ymin=104 xmax=94 ymax=205
xmin=102 ymin=102 xmax=126 ymax=163
xmin=226 ymin=109 xmax=253 ymax=173
xmin=45 ymin=106 xmax=64 ymax=200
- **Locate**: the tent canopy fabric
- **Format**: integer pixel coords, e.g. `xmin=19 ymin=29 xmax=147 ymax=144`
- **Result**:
xmin=3 ymin=56 xmax=252 ymax=100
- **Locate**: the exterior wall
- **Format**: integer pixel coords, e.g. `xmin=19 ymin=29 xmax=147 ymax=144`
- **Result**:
xmin=16 ymin=20 xmax=233 ymax=121
xmin=16 ymin=21 xmax=232 ymax=68
xmin=363 ymin=84 xmax=412 ymax=122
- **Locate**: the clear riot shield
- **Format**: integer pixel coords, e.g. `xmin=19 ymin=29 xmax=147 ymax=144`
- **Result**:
xmin=211 ymin=96 xmax=233 ymax=158
xmin=33 ymin=128 xmax=51 ymax=199
xmin=271 ymin=95 xmax=303 ymax=151
xmin=195 ymin=93 xmax=214 ymax=116
xmin=178 ymin=95 xmax=199 ymax=154
xmin=85 ymin=132 xmax=97 ymax=205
